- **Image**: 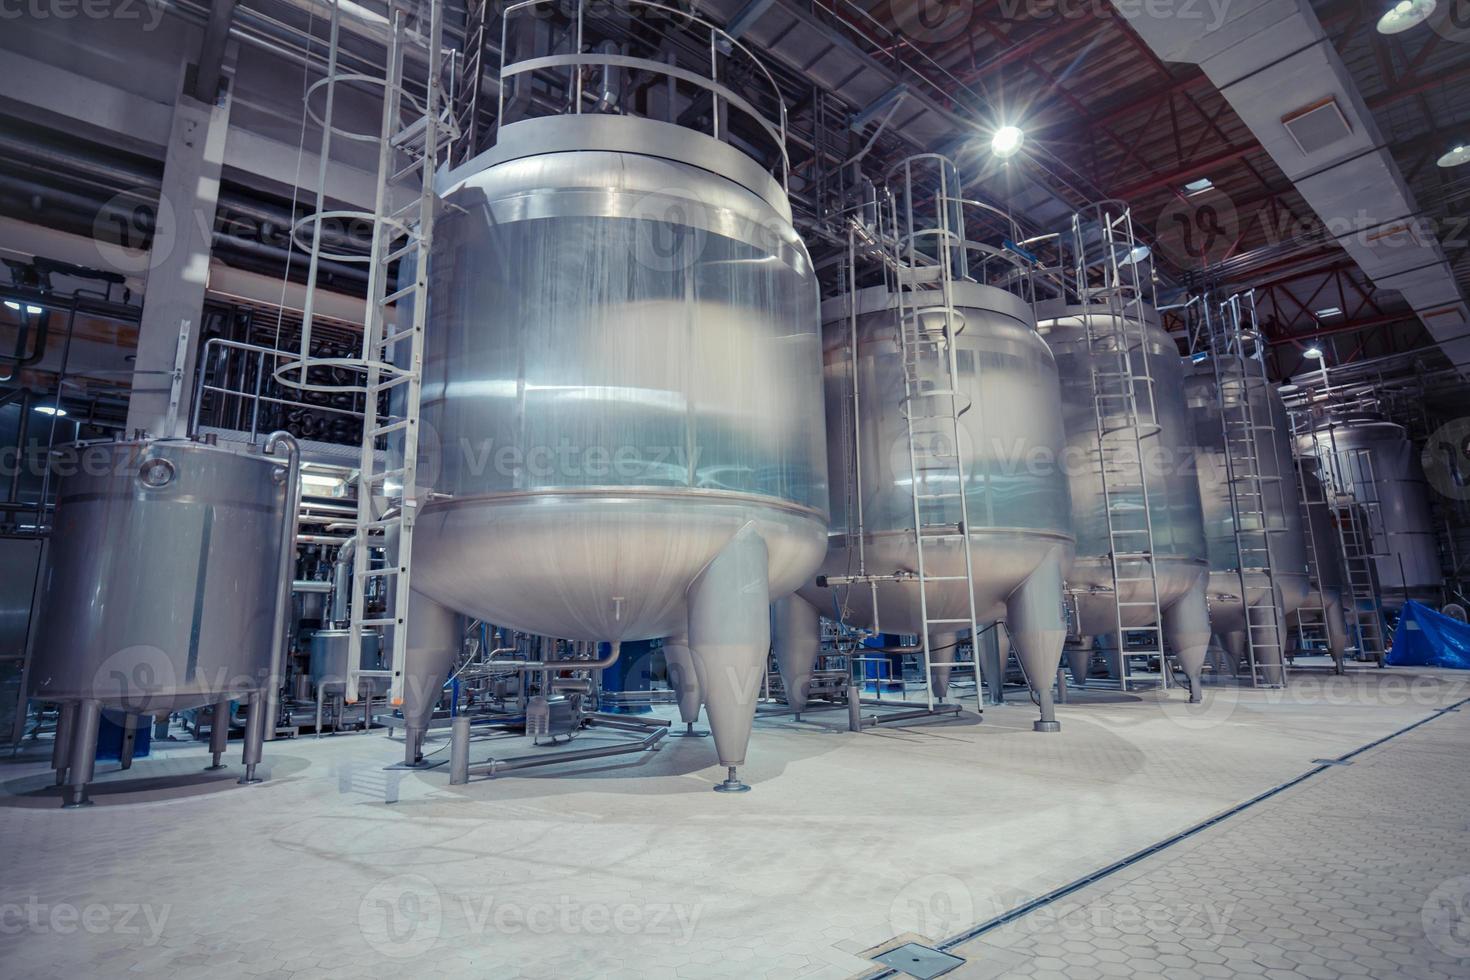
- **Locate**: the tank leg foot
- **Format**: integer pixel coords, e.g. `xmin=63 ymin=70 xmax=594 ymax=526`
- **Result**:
xmin=712 ymin=765 xmax=751 ymax=793
xmin=670 ymin=721 xmax=709 ymax=738
xmin=62 ymin=699 xmax=102 ymax=809
xmin=238 ymin=692 xmax=266 ymax=785
xmin=205 ymin=698 xmax=230 ymax=770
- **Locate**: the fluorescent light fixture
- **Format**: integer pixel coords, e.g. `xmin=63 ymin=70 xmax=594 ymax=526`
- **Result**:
xmin=25 ymin=305 xmax=41 ymax=315
xmin=2 ymin=301 xmax=18 ymax=311
xmin=1303 ymin=346 xmax=1325 ymax=360
xmin=1377 ymin=0 xmax=1435 ymax=34
xmin=991 ymin=125 xmax=1024 ymax=159
xmin=33 ymin=405 xmax=66 ymax=417
xmin=1183 ymin=177 xmax=1214 ymax=193
xmin=1438 ymin=144 xmax=1470 ymax=168
xmin=1315 ymin=306 xmax=1342 ymax=317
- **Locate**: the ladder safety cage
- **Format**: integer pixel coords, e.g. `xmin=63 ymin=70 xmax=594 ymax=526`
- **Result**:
xmin=1287 ymin=411 xmax=1337 ymax=668
xmin=885 ymin=154 xmax=984 ymax=712
xmin=1072 ymin=205 xmax=1170 ymax=692
xmin=274 ymin=0 xmax=458 ymax=708
xmin=1206 ymin=292 xmax=1289 ymax=687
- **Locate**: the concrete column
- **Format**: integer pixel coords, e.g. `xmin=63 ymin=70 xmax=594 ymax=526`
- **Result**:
xmin=124 ymin=59 xmax=235 ymax=438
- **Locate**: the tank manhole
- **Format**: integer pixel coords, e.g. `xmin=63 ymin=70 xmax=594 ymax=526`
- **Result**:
xmin=871 ymin=941 xmax=965 ymax=978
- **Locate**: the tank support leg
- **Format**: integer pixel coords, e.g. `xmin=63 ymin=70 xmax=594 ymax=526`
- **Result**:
xmin=118 ymin=713 xmax=138 ymax=771
xmin=1064 ymin=640 xmax=1091 ymax=689
xmin=688 ymin=524 xmax=768 ymax=793
xmin=663 ymin=633 xmax=708 ymax=737
xmin=239 ymin=692 xmax=266 ymax=784
xmin=51 ymin=701 xmax=77 ymax=786
xmin=772 ymin=595 xmax=820 ymax=713
xmin=206 ymin=698 xmax=230 ymax=770
xmin=63 ymin=699 xmax=101 ymax=808
xmin=1324 ymin=589 xmax=1349 ymax=676
xmin=1163 ymin=578 xmax=1212 ymax=704
xmin=928 ymin=630 xmax=960 ymax=703
xmin=404 ymin=725 xmax=424 ymax=766
xmin=1006 ymin=550 xmax=1068 ymax=733
xmin=981 ymin=627 xmax=1006 ymax=705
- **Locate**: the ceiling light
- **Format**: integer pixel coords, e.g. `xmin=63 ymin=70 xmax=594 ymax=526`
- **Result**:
xmin=25 ymin=305 xmax=41 ymax=315
xmin=1377 ymin=0 xmax=1436 ymax=34
xmin=2 ymin=301 xmax=18 ymax=311
xmin=1303 ymin=346 xmax=1325 ymax=360
xmin=1183 ymin=177 xmax=1214 ymax=193
xmin=1438 ymin=144 xmax=1470 ymax=168
xmin=33 ymin=405 xmax=66 ymax=417
xmin=1315 ymin=306 xmax=1342 ymax=317
xmin=991 ymin=125 xmax=1024 ymax=159
xmin=1121 ymin=244 xmax=1151 ymax=266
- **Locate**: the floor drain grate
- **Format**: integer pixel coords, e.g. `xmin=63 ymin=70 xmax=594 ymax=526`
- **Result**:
xmin=1312 ymin=758 xmax=1354 ymax=766
xmin=872 ymin=942 xmax=965 ymax=978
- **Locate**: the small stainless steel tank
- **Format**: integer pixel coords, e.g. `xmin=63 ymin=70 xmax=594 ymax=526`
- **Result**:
xmin=1298 ymin=418 xmax=1440 ymax=608
xmin=1184 ymin=365 xmax=1310 ymax=681
xmin=30 ymin=435 xmax=297 ymax=804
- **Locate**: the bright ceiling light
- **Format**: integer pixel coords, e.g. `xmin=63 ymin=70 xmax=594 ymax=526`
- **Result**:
xmin=1377 ymin=0 xmax=1436 ymax=34
xmin=1183 ymin=177 xmax=1215 ymax=193
xmin=1438 ymin=144 xmax=1470 ymax=168
xmin=1303 ymin=346 xmax=1325 ymax=360
xmin=1315 ymin=306 xmax=1342 ymax=317
xmin=991 ymin=125 xmax=1024 ymax=159
xmin=1122 ymin=244 xmax=1152 ymax=265
xmin=2 ymin=301 xmax=18 ymax=311
xmin=33 ymin=404 xmax=66 ymax=417
xmin=25 ymin=305 xmax=41 ymax=315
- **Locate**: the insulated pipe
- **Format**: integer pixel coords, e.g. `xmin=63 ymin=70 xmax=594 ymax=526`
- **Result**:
xmin=1163 ymin=573 xmax=1212 ymax=703
xmin=688 ymin=523 xmax=770 ymax=792
xmin=771 ymin=594 xmax=820 ymax=714
xmin=662 ymin=633 xmax=706 ymax=737
xmin=263 ymin=432 xmax=301 ymax=742
xmin=1006 ymin=549 xmax=1068 ymax=732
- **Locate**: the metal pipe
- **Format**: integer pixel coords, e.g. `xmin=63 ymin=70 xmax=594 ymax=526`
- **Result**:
xmin=262 ymin=431 xmax=301 ymax=741
xmin=468 ymin=716 xmax=668 ymax=777
xmin=480 ymin=641 xmax=622 ymax=673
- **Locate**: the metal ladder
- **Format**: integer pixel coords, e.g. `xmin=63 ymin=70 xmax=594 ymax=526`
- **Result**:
xmin=889 ymin=156 xmax=982 ymax=711
xmin=1208 ymin=293 xmax=1288 ymax=687
xmin=1076 ymin=208 xmax=1168 ymax=691
xmin=1289 ymin=433 xmax=1332 ymax=662
xmin=282 ymin=0 xmax=454 ymax=709
xmin=450 ymin=0 xmax=492 ymax=167
xmin=1325 ymin=438 xmax=1388 ymax=664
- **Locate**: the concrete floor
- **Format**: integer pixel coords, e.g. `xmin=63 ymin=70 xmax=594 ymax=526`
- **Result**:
xmin=1 ymin=666 xmax=1467 ymax=979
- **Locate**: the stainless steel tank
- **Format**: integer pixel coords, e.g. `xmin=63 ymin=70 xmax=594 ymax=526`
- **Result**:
xmin=30 ymin=434 xmax=297 ymax=803
xmin=308 ymin=629 xmax=385 ymax=694
xmin=414 ymin=102 xmax=827 ymax=783
xmin=793 ymin=280 xmax=1074 ymax=720
xmin=1036 ymin=299 xmax=1212 ymax=693
xmin=1298 ymin=462 xmax=1350 ymax=669
xmin=1298 ymin=418 xmax=1440 ymax=608
xmin=1184 ymin=364 xmax=1310 ymax=681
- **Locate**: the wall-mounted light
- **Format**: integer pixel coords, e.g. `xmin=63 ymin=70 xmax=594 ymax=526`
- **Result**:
xmin=991 ymin=125 xmax=1024 ymax=159
xmin=1377 ymin=0 xmax=1436 ymax=35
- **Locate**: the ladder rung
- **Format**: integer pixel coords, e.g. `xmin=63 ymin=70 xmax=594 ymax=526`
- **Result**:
xmin=926 ymin=618 xmax=974 ymax=625
xmin=381 ymin=283 xmax=418 ymax=307
xmin=358 ymin=618 xmax=400 ymax=627
xmin=370 ymin=419 xmax=413 ymax=437
xmin=370 ymin=373 xmax=416 ymax=394
xmin=361 ymin=567 xmax=402 ymax=577
xmin=380 ymin=326 xmax=419 ymax=347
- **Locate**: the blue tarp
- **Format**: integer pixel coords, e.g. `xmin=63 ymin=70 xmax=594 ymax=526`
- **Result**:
xmin=1385 ymin=600 xmax=1470 ymax=669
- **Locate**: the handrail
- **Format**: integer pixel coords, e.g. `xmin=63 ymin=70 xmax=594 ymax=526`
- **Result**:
xmin=498 ymin=0 xmax=790 ymax=190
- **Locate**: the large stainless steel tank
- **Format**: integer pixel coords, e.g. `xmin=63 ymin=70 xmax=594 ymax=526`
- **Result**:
xmin=1036 ymin=299 xmax=1212 ymax=694
xmin=414 ymin=108 xmax=827 ymax=783
xmin=1298 ymin=462 xmax=1350 ymax=669
xmin=30 ymin=435 xmax=296 ymax=803
xmin=792 ymin=280 xmax=1074 ymax=721
xmin=1298 ymin=418 xmax=1440 ymax=608
xmin=1185 ymin=365 xmax=1310 ymax=682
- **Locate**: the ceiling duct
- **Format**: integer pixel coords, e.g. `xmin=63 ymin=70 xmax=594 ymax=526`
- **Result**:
xmin=1112 ymin=0 xmax=1470 ymax=373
